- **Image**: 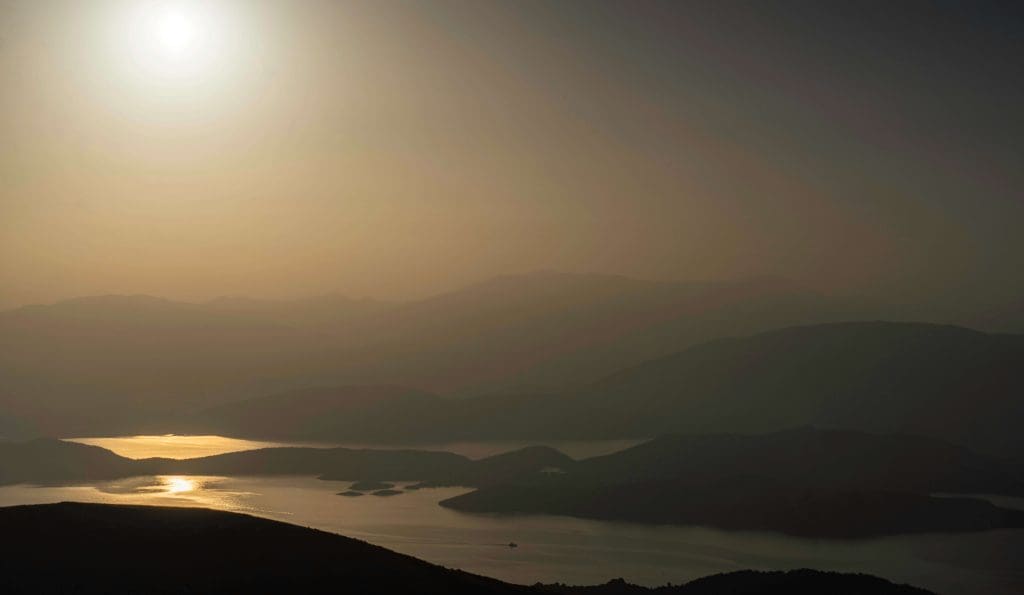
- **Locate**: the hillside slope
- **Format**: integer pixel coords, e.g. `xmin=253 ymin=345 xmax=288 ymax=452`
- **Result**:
xmin=561 ymin=322 xmax=1024 ymax=456
xmin=0 ymin=503 xmax=934 ymax=594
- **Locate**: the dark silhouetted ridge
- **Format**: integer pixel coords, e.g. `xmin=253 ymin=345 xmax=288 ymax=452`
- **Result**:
xmin=441 ymin=427 xmax=1024 ymax=537
xmin=0 ymin=503 xmax=935 ymax=594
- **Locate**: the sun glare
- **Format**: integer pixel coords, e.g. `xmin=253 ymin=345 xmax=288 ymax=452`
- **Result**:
xmin=118 ymin=1 xmax=229 ymax=80
xmin=140 ymin=2 xmax=208 ymax=65
xmin=164 ymin=476 xmax=196 ymax=494
xmin=154 ymin=9 xmax=197 ymax=56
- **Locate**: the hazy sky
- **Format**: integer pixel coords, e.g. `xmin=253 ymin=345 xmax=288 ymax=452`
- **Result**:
xmin=1 ymin=0 xmax=1021 ymax=309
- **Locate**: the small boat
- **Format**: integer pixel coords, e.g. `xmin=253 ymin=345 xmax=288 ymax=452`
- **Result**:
xmin=507 ymin=542 xmax=518 ymax=549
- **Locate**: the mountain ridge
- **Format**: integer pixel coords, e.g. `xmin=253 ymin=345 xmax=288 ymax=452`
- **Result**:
xmin=0 ymin=273 xmax=881 ymax=436
xmin=0 ymin=502 xmax=935 ymax=594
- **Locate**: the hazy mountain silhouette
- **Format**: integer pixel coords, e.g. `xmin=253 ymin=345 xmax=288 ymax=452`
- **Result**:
xmin=185 ymin=322 xmax=1024 ymax=458
xmin=441 ymin=429 xmax=1024 ymax=538
xmin=0 ymin=439 xmax=141 ymax=485
xmin=0 ymin=413 xmax=33 ymax=441
xmin=0 ymin=273 xmax=875 ymax=436
xmin=4 ymin=285 xmax=1022 ymax=457
xmin=554 ymin=322 xmax=1024 ymax=457
xmin=10 ymin=427 xmax=1014 ymax=493
xmin=204 ymin=293 xmax=394 ymax=330
xmin=166 ymin=445 xmax=474 ymax=480
xmin=0 ymin=503 xmax=933 ymax=594
xmin=0 ymin=294 xmax=335 ymax=435
xmin=331 ymin=273 xmax=860 ymax=396
xmin=189 ymin=385 xmax=445 ymax=440
xmin=0 ymin=438 xmax=572 ymax=488
xmin=446 ymin=480 xmax=1024 ymax=538
xmin=163 ymin=442 xmax=574 ymax=487
xmin=169 ymin=428 xmax=1024 ymax=497
xmin=566 ymin=427 xmax=1024 ymax=495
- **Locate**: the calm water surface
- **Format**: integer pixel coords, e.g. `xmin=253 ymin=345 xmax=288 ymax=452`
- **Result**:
xmin=9 ymin=436 xmax=1022 ymax=594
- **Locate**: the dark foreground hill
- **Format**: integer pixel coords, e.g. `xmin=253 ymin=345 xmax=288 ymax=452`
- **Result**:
xmin=0 ymin=502 xmax=528 ymax=595
xmin=0 ymin=503 xmax=934 ymax=594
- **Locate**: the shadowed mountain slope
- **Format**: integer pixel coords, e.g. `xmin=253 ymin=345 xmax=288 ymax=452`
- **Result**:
xmin=335 ymin=273 xmax=858 ymax=396
xmin=441 ymin=428 xmax=1024 ymax=538
xmin=0 ymin=439 xmax=142 ymax=485
xmin=190 ymin=322 xmax=1024 ymax=458
xmin=568 ymin=427 xmax=1024 ymax=495
xmin=555 ymin=322 xmax=1024 ymax=456
xmin=0 ymin=502 xmax=529 ymax=595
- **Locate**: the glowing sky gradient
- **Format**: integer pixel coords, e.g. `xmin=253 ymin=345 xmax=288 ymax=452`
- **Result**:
xmin=1 ymin=1 xmax=1021 ymax=312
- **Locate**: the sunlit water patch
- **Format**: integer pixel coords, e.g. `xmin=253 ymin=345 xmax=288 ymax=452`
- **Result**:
xmin=1 ymin=476 xmax=1022 ymax=595
xmin=66 ymin=435 xmax=307 ymax=459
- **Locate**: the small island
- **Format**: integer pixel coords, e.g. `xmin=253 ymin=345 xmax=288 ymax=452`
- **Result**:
xmin=349 ymin=480 xmax=395 ymax=492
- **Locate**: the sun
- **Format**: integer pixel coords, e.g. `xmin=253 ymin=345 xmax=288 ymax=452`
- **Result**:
xmin=154 ymin=8 xmax=197 ymax=57
xmin=119 ymin=1 xmax=224 ymax=78
xmin=143 ymin=3 xmax=206 ymax=63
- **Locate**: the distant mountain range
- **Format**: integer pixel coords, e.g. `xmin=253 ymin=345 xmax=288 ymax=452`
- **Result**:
xmin=0 ymin=272 xmax=884 ymax=436
xmin=548 ymin=321 xmax=1024 ymax=457
xmin=0 ymin=502 xmax=934 ymax=594
xmin=182 ymin=321 xmax=1024 ymax=459
xmin=2 ymin=274 xmax=1021 ymax=456
xmin=3 ymin=427 xmax=1023 ymax=538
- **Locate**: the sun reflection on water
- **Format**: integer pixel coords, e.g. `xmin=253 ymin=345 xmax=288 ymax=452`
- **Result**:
xmin=79 ymin=475 xmax=259 ymax=513
xmin=164 ymin=476 xmax=196 ymax=494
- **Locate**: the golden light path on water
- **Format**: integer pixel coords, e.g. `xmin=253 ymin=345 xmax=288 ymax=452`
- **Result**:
xmin=102 ymin=475 xmax=248 ymax=509
xmin=6 ymin=473 xmax=270 ymax=514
